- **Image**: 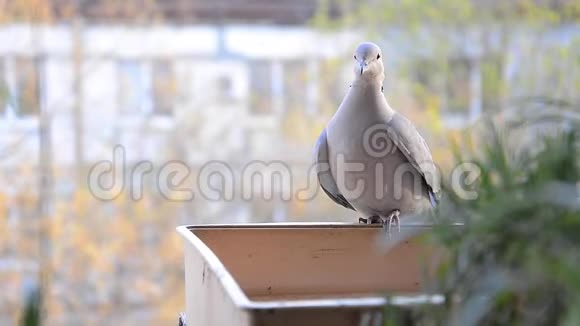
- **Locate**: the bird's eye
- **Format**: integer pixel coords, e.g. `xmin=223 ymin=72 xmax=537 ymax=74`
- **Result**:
xmin=354 ymin=55 xmax=357 ymax=60
xmin=377 ymin=54 xmax=381 ymax=59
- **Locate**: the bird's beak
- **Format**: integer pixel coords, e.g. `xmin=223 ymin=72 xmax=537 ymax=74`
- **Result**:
xmin=358 ymin=61 xmax=368 ymax=75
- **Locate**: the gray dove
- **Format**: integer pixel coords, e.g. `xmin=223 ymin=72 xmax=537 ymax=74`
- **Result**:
xmin=314 ymin=42 xmax=440 ymax=231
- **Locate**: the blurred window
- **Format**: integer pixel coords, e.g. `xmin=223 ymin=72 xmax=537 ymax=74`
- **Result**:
xmin=318 ymin=59 xmax=345 ymax=116
xmin=216 ymin=75 xmax=234 ymax=103
xmin=414 ymin=60 xmax=440 ymax=92
xmin=411 ymin=59 xmax=443 ymax=108
xmin=445 ymin=57 xmax=471 ymax=113
xmin=249 ymin=60 xmax=272 ymax=114
xmin=2 ymin=58 xmax=41 ymax=118
xmin=283 ymin=60 xmax=308 ymax=112
xmin=118 ymin=60 xmax=150 ymax=115
xmin=15 ymin=58 xmax=41 ymax=116
xmin=0 ymin=61 xmax=7 ymax=116
xmin=481 ymin=55 xmax=503 ymax=112
xmin=152 ymin=60 xmax=176 ymax=116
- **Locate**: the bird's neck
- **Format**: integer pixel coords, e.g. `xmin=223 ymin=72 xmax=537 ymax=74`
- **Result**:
xmin=352 ymin=75 xmax=384 ymax=88
xmin=349 ymin=78 xmax=395 ymax=117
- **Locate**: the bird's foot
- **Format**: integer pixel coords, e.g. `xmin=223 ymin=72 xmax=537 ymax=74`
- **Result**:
xmin=369 ymin=215 xmax=382 ymax=224
xmin=358 ymin=216 xmax=381 ymax=224
xmin=381 ymin=209 xmax=401 ymax=236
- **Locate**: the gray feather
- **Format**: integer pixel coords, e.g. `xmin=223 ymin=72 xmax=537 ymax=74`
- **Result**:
xmin=314 ymin=129 xmax=355 ymax=210
xmin=385 ymin=113 xmax=441 ymax=198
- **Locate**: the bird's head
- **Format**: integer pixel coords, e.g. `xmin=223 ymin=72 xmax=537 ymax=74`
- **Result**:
xmin=353 ymin=42 xmax=384 ymax=82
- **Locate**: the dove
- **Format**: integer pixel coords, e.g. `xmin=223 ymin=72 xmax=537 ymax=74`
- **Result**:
xmin=314 ymin=42 xmax=439 ymax=231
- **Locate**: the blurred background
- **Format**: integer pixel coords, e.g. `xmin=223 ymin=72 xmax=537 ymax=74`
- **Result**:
xmin=0 ymin=0 xmax=578 ymax=324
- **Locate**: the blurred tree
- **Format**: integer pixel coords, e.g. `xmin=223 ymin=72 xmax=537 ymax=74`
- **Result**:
xmin=314 ymin=1 xmax=578 ymax=110
xmin=312 ymin=0 xmax=579 ymax=168
xmin=409 ymin=115 xmax=580 ymax=325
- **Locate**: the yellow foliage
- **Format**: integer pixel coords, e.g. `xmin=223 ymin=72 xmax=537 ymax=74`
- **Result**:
xmin=425 ymin=95 xmax=444 ymax=134
xmin=73 ymin=189 xmax=94 ymax=217
xmin=0 ymin=0 xmax=53 ymax=23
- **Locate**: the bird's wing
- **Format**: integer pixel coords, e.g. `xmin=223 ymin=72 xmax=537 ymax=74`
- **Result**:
xmin=314 ymin=129 xmax=356 ymax=210
xmin=385 ymin=113 xmax=441 ymax=198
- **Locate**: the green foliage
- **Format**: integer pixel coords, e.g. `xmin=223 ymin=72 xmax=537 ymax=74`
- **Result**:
xmin=19 ymin=288 xmax=41 ymax=326
xmin=312 ymin=1 xmax=579 ymax=127
xmin=411 ymin=117 xmax=580 ymax=325
xmin=312 ymin=0 xmax=580 ymax=29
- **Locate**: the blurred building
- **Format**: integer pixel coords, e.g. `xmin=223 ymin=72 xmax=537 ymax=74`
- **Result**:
xmin=51 ymin=0 xmax=327 ymax=25
xmin=0 ymin=2 xmax=577 ymax=228
xmin=0 ymin=24 xmax=577 ymax=164
xmin=0 ymin=23 xmax=356 ymax=163
xmin=0 ymin=1 xmax=577 ymax=325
